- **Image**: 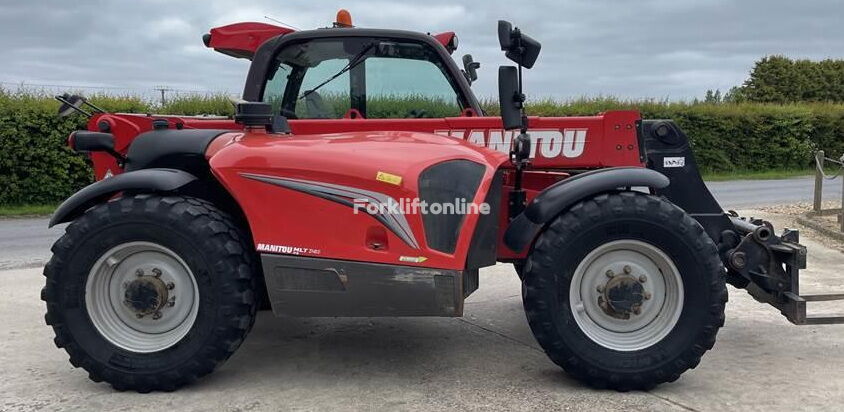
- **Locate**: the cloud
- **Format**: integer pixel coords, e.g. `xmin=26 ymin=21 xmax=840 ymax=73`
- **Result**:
xmin=1 ymin=0 xmax=842 ymax=100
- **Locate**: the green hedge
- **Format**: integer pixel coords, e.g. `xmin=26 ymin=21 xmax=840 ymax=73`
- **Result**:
xmin=1 ymin=91 xmax=842 ymax=205
xmin=486 ymin=98 xmax=843 ymax=172
xmin=0 ymin=91 xmax=151 ymax=205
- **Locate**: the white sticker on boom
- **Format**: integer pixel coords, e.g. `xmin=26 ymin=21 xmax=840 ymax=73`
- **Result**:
xmin=663 ymin=157 xmax=686 ymax=168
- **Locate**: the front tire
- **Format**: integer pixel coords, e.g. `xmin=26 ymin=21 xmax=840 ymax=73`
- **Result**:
xmin=523 ymin=192 xmax=727 ymax=390
xmin=42 ymin=195 xmax=258 ymax=392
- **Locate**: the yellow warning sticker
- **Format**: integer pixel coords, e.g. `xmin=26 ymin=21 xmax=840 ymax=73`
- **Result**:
xmin=376 ymin=171 xmax=403 ymax=185
xmin=399 ymin=256 xmax=428 ymax=263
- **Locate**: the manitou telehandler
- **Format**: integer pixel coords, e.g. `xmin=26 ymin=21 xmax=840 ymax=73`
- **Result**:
xmin=43 ymin=11 xmax=843 ymax=392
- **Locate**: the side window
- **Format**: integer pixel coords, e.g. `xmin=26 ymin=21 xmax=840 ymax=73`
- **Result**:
xmin=366 ymin=57 xmax=462 ymax=118
xmin=296 ymin=59 xmax=351 ymax=118
xmin=262 ymin=38 xmax=466 ymax=119
xmin=263 ymin=59 xmax=351 ymax=119
xmin=263 ymin=62 xmax=292 ymax=114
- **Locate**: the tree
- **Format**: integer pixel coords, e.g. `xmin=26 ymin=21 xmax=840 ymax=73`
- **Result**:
xmin=704 ymin=89 xmax=722 ymax=103
xmin=735 ymin=56 xmax=844 ymax=103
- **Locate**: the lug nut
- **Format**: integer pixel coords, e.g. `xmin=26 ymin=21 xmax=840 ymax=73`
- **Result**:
xmin=152 ymin=268 xmax=162 ymax=277
xmin=596 ymin=285 xmax=605 ymax=293
xmin=136 ymin=313 xmax=144 ymax=319
xmin=168 ymin=297 xmax=176 ymax=307
xmin=166 ymin=282 xmax=175 ymax=290
xmin=605 ymin=270 xmax=615 ymax=278
xmin=152 ymin=311 xmax=162 ymax=320
xmin=632 ymin=307 xmax=641 ymax=315
xmin=623 ymin=265 xmax=632 ymax=274
xmin=639 ymin=275 xmax=647 ymax=283
xmin=644 ymin=291 xmax=652 ymax=300
xmin=135 ymin=269 xmax=144 ymax=277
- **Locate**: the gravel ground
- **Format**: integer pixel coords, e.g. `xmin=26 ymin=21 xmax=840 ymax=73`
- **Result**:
xmin=761 ymin=202 xmax=844 ymax=251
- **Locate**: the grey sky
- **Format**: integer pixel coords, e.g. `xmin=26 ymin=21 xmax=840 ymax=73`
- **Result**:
xmin=1 ymin=0 xmax=841 ymax=101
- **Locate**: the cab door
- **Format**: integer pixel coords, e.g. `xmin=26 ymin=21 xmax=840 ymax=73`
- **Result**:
xmin=257 ymin=35 xmax=477 ymax=135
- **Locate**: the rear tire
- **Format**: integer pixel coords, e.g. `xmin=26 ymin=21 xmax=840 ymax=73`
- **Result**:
xmin=42 ymin=195 xmax=258 ymax=392
xmin=522 ymin=192 xmax=727 ymax=390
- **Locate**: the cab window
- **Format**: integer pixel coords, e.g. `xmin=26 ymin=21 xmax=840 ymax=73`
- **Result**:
xmin=365 ymin=56 xmax=461 ymax=118
xmin=262 ymin=37 xmax=465 ymax=119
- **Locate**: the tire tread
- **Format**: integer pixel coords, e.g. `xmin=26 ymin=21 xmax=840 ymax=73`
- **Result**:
xmin=522 ymin=192 xmax=727 ymax=391
xmin=42 ymin=195 xmax=258 ymax=392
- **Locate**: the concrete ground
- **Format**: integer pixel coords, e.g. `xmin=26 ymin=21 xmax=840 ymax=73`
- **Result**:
xmin=1 ymin=210 xmax=844 ymax=411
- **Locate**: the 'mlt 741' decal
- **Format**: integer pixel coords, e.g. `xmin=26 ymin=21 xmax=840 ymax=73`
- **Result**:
xmin=434 ymin=129 xmax=587 ymax=159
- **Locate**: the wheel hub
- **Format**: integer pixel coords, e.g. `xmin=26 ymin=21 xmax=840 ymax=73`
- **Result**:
xmin=123 ymin=275 xmax=169 ymax=317
xmin=598 ymin=274 xmax=646 ymax=319
xmin=570 ymin=240 xmax=684 ymax=352
xmin=85 ymin=242 xmax=198 ymax=353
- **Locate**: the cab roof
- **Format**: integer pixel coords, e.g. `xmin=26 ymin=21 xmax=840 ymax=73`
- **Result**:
xmin=203 ymin=22 xmax=457 ymax=60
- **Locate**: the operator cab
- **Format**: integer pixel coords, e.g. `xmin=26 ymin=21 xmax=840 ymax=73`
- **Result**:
xmin=243 ymin=29 xmax=483 ymax=119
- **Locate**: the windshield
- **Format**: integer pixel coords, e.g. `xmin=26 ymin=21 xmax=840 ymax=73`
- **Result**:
xmin=262 ymin=37 xmax=467 ymax=119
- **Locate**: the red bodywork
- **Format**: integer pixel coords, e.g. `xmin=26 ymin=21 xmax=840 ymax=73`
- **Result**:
xmin=86 ymin=110 xmax=642 ymax=267
xmin=205 ymin=22 xmax=294 ymax=59
xmin=82 ymin=22 xmax=644 ymax=269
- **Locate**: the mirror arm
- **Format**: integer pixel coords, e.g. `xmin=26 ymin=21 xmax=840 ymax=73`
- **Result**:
xmin=517 ymin=63 xmax=528 ymax=134
xmin=508 ymin=31 xmax=532 ymax=218
xmin=82 ymin=100 xmax=106 ymax=114
xmin=55 ymin=95 xmax=92 ymax=117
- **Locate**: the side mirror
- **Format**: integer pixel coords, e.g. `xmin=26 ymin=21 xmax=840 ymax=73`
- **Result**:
xmin=462 ymin=54 xmax=480 ymax=84
xmin=498 ymin=66 xmax=522 ymax=131
xmin=55 ymin=93 xmax=105 ymax=117
xmin=58 ymin=95 xmax=87 ymax=117
xmin=497 ymin=20 xmax=514 ymax=50
xmin=497 ymin=20 xmax=541 ymax=69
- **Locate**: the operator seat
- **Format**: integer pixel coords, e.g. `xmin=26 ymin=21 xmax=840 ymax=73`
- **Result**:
xmin=303 ymin=91 xmax=332 ymax=119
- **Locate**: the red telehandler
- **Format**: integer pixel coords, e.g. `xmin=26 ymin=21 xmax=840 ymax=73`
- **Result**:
xmin=43 ymin=11 xmax=843 ymax=392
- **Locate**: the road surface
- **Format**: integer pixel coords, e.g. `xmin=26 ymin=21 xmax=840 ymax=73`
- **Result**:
xmin=706 ymin=176 xmax=841 ymax=208
xmin=0 ymin=176 xmax=840 ymax=270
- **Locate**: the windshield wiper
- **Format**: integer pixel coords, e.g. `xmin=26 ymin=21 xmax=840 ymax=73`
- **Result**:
xmin=299 ymin=42 xmax=375 ymax=100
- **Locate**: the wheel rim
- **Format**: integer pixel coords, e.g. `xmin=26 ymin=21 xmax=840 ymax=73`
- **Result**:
xmin=85 ymin=241 xmax=199 ymax=353
xmin=569 ymin=239 xmax=684 ymax=352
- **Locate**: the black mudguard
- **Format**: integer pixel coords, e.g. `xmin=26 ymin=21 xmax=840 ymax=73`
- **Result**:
xmin=503 ymin=167 xmax=669 ymax=252
xmin=49 ymin=168 xmax=197 ymax=227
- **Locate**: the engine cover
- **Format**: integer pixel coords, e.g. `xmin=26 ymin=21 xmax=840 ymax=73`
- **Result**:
xmin=209 ymin=130 xmax=508 ymax=270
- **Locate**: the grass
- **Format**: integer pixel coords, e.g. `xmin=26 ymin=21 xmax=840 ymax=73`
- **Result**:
xmin=0 ymin=204 xmax=57 ymax=218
